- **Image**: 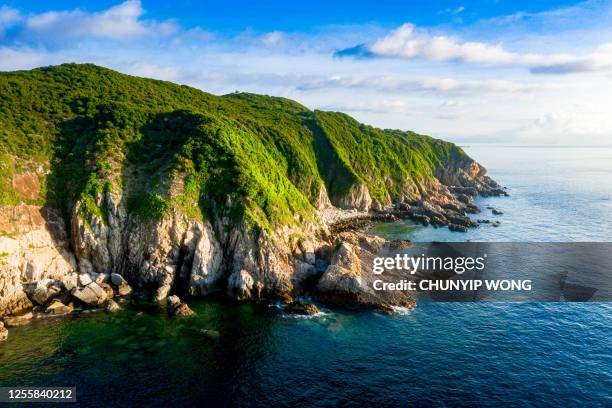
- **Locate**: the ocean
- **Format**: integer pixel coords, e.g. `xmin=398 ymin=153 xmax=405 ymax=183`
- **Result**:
xmin=0 ymin=145 xmax=611 ymax=407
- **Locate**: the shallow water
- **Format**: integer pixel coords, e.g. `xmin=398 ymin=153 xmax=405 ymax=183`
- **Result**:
xmin=1 ymin=145 xmax=611 ymax=407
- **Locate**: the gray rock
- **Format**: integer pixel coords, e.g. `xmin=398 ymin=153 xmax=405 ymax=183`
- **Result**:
xmin=449 ymin=224 xmax=469 ymax=232
xmin=31 ymin=280 xmax=61 ymax=306
xmin=110 ymin=273 xmax=127 ymax=287
xmin=78 ymin=273 xmax=93 ymax=286
xmin=227 ymin=270 xmax=254 ymax=300
xmin=61 ymin=273 xmax=78 ymax=291
xmin=72 ymin=282 xmax=107 ymax=305
xmin=167 ymin=295 xmax=181 ymax=308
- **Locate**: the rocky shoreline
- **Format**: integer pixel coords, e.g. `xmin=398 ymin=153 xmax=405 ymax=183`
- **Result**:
xmin=0 ymin=164 xmax=507 ymax=342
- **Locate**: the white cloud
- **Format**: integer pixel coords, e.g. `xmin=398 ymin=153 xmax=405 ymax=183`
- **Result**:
xmin=441 ymin=6 xmax=465 ymax=15
xmin=0 ymin=47 xmax=47 ymax=70
xmin=0 ymin=5 xmax=21 ymax=37
xmin=513 ymin=110 xmax=612 ymax=144
xmin=23 ymin=0 xmax=178 ymax=42
xmin=261 ymin=31 xmax=285 ymax=47
xmin=297 ymin=74 xmax=553 ymax=94
xmin=345 ymin=23 xmax=612 ymax=74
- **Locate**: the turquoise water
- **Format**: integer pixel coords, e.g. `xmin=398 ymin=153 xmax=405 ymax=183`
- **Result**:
xmin=1 ymin=146 xmax=611 ymax=407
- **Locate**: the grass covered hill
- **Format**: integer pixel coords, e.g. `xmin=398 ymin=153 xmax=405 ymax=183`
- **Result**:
xmin=0 ymin=63 xmax=469 ymax=231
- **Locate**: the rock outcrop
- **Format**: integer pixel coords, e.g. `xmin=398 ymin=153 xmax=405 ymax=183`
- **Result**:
xmin=315 ymin=231 xmax=415 ymax=312
xmin=167 ymin=295 xmax=195 ymax=317
xmin=0 ymin=205 xmax=76 ymax=316
xmin=284 ymin=301 xmax=320 ymax=315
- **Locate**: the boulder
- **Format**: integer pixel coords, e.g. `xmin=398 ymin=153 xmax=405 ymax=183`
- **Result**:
xmin=154 ymin=284 xmax=171 ymax=302
xmin=45 ymin=300 xmax=74 ymax=316
xmin=116 ymin=283 xmax=133 ymax=297
xmin=449 ymin=224 xmax=469 ymax=232
xmin=110 ymin=273 xmax=128 ymax=287
xmin=457 ymin=194 xmax=473 ymax=204
xmin=174 ymin=303 xmax=195 ymax=317
xmin=492 ymin=209 xmax=504 ymax=215
xmin=389 ymin=240 xmax=411 ymax=250
xmin=72 ymin=282 xmax=107 ymax=305
xmin=105 ymin=299 xmax=121 ymax=313
xmin=78 ymin=273 xmax=93 ymax=286
xmin=285 ymin=301 xmax=320 ymax=315
xmin=30 ymin=280 xmax=62 ymax=306
xmin=95 ymin=273 xmax=110 ymax=284
xmin=61 ymin=273 xmax=78 ymax=291
xmin=167 ymin=295 xmax=181 ymax=308
xmin=167 ymin=295 xmax=195 ymax=317
xmin=3 ymin=312 xmax=34 ymax=327
xmin=99 ymin=282 xmax=114 ymax=298
xmin=0 ymin=322 xmax=7 ymax=342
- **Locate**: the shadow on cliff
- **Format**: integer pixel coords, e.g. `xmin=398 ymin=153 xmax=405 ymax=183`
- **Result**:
xmin=305 ymin=115 xmax=357 ymax=207
xmin=121 ymin=110 xmax=211 ymax=295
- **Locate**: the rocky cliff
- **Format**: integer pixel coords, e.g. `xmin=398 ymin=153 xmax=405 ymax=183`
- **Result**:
xmin=0 ymin=64 xmax=504 ymax=323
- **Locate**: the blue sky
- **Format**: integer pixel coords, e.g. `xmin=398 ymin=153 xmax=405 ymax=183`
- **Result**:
xmin=1 ymin=0 xmax=611 ymax=144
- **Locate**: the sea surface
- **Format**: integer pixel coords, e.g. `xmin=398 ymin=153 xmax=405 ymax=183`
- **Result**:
xmin=1 ymin=145 xmax=611 ymax=407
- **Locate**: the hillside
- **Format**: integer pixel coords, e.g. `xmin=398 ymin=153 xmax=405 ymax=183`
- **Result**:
xmin=0 ymin=64 xmax=476 ymax=227
xmin=0 ymin=64 xmax=503 ymax=315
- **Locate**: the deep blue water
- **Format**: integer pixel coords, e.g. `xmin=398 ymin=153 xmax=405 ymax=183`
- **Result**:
xmin=0 ymin=146 xmax=611 ymax=407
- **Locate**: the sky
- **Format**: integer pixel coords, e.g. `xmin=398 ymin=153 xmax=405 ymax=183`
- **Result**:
xmin=1 ymin=0 xmax=611 ymax=145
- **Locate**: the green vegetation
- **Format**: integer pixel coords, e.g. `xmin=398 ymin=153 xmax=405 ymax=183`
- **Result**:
xmin=0 ymin=64 xmax=471 ymax=231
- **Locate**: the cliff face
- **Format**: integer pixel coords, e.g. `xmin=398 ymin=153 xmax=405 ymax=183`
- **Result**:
xmin=0 ymin=64 xmax=503 ymax=316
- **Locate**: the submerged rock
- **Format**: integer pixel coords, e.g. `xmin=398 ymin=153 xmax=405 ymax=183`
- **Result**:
xmin=167 ymin=295 xmax=195 ymax=317
xmin=492 ymin=209 xmax=504 ymax=215
xmin=174 ymin=303 xmax=195 ymax=317
xmin=285 ymin=301 xmax=320 ymax=315
xmin=199 ymin=329 xmax=220 ymax=339
xmin=45 ymin=299 xmax=74 ymax=316
xmin=3 ymin=311 xmax=33 ymax=327
xmin=0 ymin=321 xmax=7 ymax=341
xmin=105 ymin=299 xmax=121 ymax=313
